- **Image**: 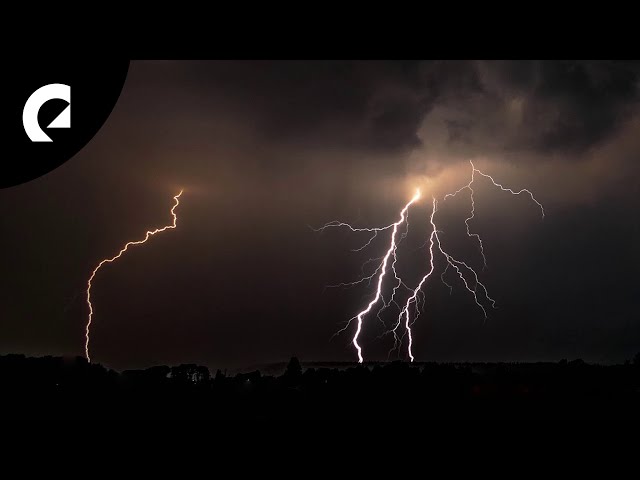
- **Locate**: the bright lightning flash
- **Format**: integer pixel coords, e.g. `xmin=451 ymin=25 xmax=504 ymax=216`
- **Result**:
xmin=391 ymin=197 xmax=437 ymax=362
xmin=315 ymin=189 xmax=421 ymax=363
xmin=388 ymin=197 xmax=495 ymax=361
xmin=319 ymin=160 xmax=544 ymax=363
xmin=84 ymin=190 xmax=183 ymax=363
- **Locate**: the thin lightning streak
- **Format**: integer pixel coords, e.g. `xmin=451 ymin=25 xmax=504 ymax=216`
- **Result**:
xmin=443 ymin=161 xmax=545 ymax=269
xmin=434 ymin=229 xmax=495 ymax=319
xmin=84 ymin=190 xmax=183 ymax=363
xmin=440 ymin=263 xmax=453 ymax=294
xmin=351 ymin=232 xmax=381 ymax=252
xmin=311 ymin=221 xmax=394 ymax=252
xmin=467 ymin=182 xmax=487 ymax=269
xmin=325 ymin=261 xmax=383 ymax=290
xmin=471 ymin=161 xmax=545 ymax=219
xmin=312 ymin=221 xmax=395 ymax=234
xmin=444 ymin=164 xmax=487 ymax=268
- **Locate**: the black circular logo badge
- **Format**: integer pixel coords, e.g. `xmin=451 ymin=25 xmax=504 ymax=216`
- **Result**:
xmin=3 ymin=59 xmax=130 ymax=188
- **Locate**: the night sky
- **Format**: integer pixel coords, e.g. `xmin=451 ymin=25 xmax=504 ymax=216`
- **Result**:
xmin=1 ymin=60 xmax=638 ymax=371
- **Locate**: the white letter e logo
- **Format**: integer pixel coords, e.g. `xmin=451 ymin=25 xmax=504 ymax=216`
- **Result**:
xmin=23 ymin=83 xmax=71 ymax=142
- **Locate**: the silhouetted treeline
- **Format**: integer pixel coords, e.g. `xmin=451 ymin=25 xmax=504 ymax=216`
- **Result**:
xmin=2 ymin=353 xmax=639 ymax=434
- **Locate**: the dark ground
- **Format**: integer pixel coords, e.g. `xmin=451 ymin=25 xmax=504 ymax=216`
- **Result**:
xmin=2 ymin=354 xmax=638 ymax=436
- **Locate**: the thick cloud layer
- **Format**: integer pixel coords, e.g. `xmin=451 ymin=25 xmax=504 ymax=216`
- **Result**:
xmin=423 ymin=61 xmax=638 ymax=154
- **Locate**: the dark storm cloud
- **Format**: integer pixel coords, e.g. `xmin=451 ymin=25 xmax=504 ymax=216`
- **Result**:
xmin=509 ymin=60 xmax=639 ymax=152
xmin=143 ymin=61 xmax=640 ymax=172
xmin=132 ymin=61 xmax=432 ymax=153
xmin=416 ymin=60 xmax=640 ymax=163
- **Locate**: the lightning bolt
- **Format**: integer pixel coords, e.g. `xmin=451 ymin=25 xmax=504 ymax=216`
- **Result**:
xmin=319 ymin=160 xmax=544 ymax=363
xmin=390 ymin=197 xmax=438 ymax=362
xmin=470 ymin=161 xmax=545 ymax=218
xmin=315 ymin=204 xmax=413 ymax=329
xmin=444 ymin=160 xmax=544 ymax=268
xmin=433 ymin=216 xmax=496 ymax=320
xmin=392 ymin=161 xmax=544 ymax=361
xmin=315 ymin=190 xmax=421 ymax=363
xmin=444 ymin=165 xmax=487 ymax=269
xmin=389 ymin=197 xmax=495 ymax=361
xmin=84 ymin=190 xmax=183 ymax=363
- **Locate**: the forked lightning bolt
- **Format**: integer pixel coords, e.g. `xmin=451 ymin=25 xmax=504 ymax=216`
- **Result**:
xmin=389 ymin=197 xmax=495 ymax=361
xmin=444 ymin=160 xmax=544 ymax=267
xmin=319 ymin=160 xmax=544 ymax=363
xmin=444 ymin=164 xmax=488 ymax=269
xmin=314 ymin=190 xmax=421 ymax=363
xmin=390 ymin=197 xmax=438 ymax=362
xmin=84 ymin=190 xmax=183 ymax=363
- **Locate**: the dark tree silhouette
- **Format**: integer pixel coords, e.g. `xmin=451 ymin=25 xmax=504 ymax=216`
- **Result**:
xmin=285 ymin=357 xmax=302 ymax=377
xmin=1 ymin=353 xmax=638 ymax=431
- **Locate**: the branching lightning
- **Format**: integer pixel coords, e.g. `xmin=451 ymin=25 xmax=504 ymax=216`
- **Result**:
xmin=318 ymin=160 xmax=544 ymax=363
xmin=444 ymin=165 xmax=488 ymax=269
xmin=390 ymin=197 xmax=438 ymax=362
xmin=84 ymin=190 xmax=183 ymax=363
xmin=315 ymin=190 xmax=421 ymax=363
